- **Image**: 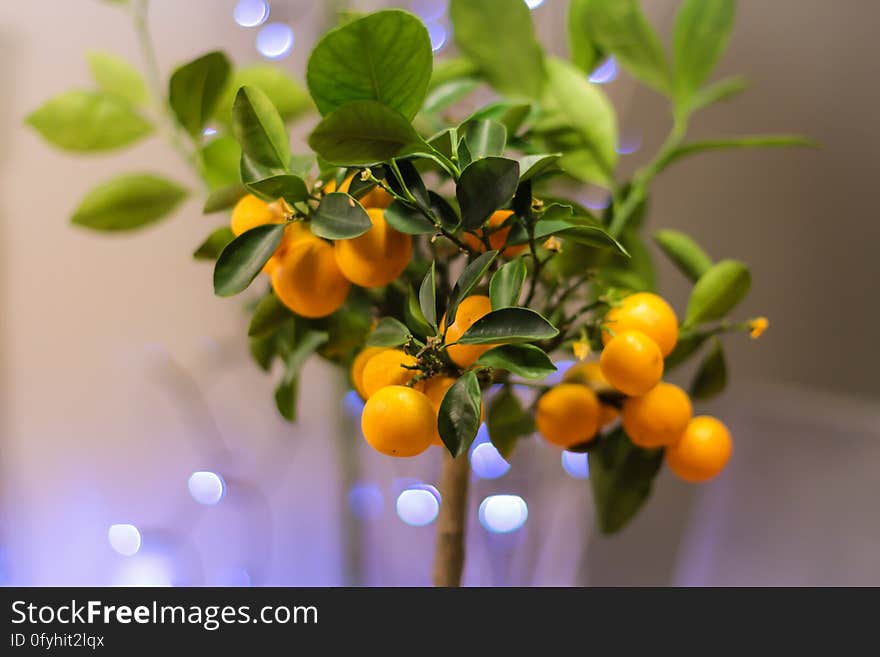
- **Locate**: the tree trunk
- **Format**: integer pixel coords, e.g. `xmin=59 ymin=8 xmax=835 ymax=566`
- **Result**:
xmin=432 ymin=452 xmax=470 ymax=587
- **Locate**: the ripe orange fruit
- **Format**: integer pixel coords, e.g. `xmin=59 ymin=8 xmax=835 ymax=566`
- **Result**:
xmin=422 ymin=375 xmax=456 ymax=446
xmin=599 ymin=330 xmax=664 ymax=396
xmin=598 ymin=403 xmax=619 ymax=428
xmin=665 ymin=416 xmax=732 ymax=483
xmin=442 ymin=295 xmax=494 ymax=368
xmin=262 ymin=222 xmax=313 ymax=276
xmin=350 ymin=347 xmax=387 ymax=400
xmin=325 ymin=174 xmax=393 ymax=209
xmin=622 ymin=382 xmax=693 ymax=448
xmin=334 ymin=208 xmax=412 ymax=288
xmin=536 ymin=383 xmax=600 ymax=448
xmin=462 ymin=210 xmax=526 ymax=257
xmin=360 ymin=349 xmax=420 ymax=398
xmin=271 ymin=237 xmax=350 ymax=318
xmin=602 ymin=292 xmax=679 ymax=357
xmin=361 ymin=385 xmax=435 ymax=457
xmin=230 ymin=194 xmax=284 ymax=236
xmin=562 ymin=361 xmax=614 ymax=394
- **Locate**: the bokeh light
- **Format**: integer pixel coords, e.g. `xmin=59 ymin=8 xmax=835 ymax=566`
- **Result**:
xmin=617 ymin=133 xmax=643 ymax=155
xmin=411 ymin=0 xmax=447 ymax=22
xmin=581 ymin=188 xmax=612 ymax=211
xmin=479 ymin=495 xmax=528 ymax=533
xmin=470 ymin=442 xmax=510 ymax=479
xmin=187 ymin=471 xmax=225 ymax=506
xmin=256 ymin=23 xmax=295 ymax=60
xmin=544 ymin=359 xmax=575 ymax=385
xmin=348 ymin=484 xmax=383 ymax=520
xmin=396 ymin=486 xmax=440 ymax=527
xmin=426 ymin=21 xmax=447 ymax=52
xmin=233 ymin=0 xmax=270 ymax=28
xmin=589 ymin=57 xmax=618 ymax=84
xmin=343 ymin=389 xmax=365 ymax=418
xmin=525 ymin=0 xmax=545 ymax=9
xmin=114 ymin=554 xmax=172 ymax=586
xmin=107 ymin=524 xmax=141 ymax=557
xmin=562 ymin=451 xmax=590 ymax=479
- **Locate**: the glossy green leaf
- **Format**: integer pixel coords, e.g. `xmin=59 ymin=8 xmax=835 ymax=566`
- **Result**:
xmin=489 ymin=257 xmax=527 ymax=309
xmin=384 ymin=201 xmax=436 ymax=235
xmin=232 ymin=85 xmax=290 ymax=169
xmin=654 ymin=228 xmax=713 ymax=281
xmin=203 ymin=184 xmax=246 ymax=214
xmin=71 ymin=173 xmax=187 ymax=231
xmin=461 ymin=120 xmax=506 ymax=161
xmin=422 ymin=77 xmax=480 ymax=114
xmin=201 ymin=136 xmax=241 ymax=188
xmin=477 ymin=344 xmax=556 ymax=380
xmin=193 ymin=226 xmax=235 ymax=260
xmin=673 ymin=0 xmax=736 ymax=103
xmin=690 ymin=338 xmax=727 ymax=400
xmin=658 ymin=135 xmax=814 ymax=173
xmin=456 ymin=157 xmax=520 ymax=230
xmin=213 ymin=223 xmax=286 ymax=296
xmin=26 ymin=90 xmax=152 ymax=152
xmin=169 ymin=51 xmax=231 ymax=137
xmin=387 ymin=159 xmax=430 ymax=209
xmin=591 ymin=427 xmax=664 ymax=534
xmin=518 ymin=153 xmax=562 ymax=182
xmin=446 ymin=251 xmax=498 ymax=326
xmin=248 ymin=292 xmax=292 ymax=338
xmin=684 ymin=259 xmax=751 ymax=327
xmin=568 ymin=0 xmax=603 ymax=75
xmin=457 ymin=307 xmax=558 ymax=345
xmin=449 ymin=0 xmax=545 ymax=99
xmin=366 ymin=317 xmax=412 ymax=348
xmin=86 ymin=51 xmax=148 ymax=105
xmin=216 ymin=65 xmax=312 ymax=125
xmin=311 ymin=192 xmax=372 ymax=240
xmin=405 ymin=285 xmax=434 ymax=338
xmin=419 ymin=262 xmax=437 ymax=326
xmin=534 ymin=218 xmax=628 ymax=256
xmin=246 ymin=174 xmax=309 ymax=205
xmin=307 ymin=9 xmax=432 ymax=120
xmin=438 ymin=371 xmax=483 ymax=457
xmin=308 ymin=100 xmax=427 ymax=166
xmin=487 ymin=388 xmax=534 ymax=458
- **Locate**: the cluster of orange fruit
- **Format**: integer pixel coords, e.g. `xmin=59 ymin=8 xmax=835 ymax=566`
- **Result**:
xmin=229 ymin=175 xmax=408 ymax=319
xmin=537 ymin=292 xmax=732 ymax=483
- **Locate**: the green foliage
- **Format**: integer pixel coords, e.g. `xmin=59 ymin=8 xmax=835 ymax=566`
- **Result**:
xmin=684 ymin=259 xmax=751 ymax=327
xmin=246 ymin=174 xmax=309 ymax=206
xmin=673 ymin=0 xmax=736 ymax=106
xmin=193 ymin=226 xmax=235 ymax=260
xmin=232 ymin=86 xmax=290 ymax=170
xmin=366 ymin=317 xmax=411 ymax=348
xmin=487 ymin=388 xmax=534 ymax=458
xmin=216 ymin=65 xmax=312 ymax=125
xmin=460 ymin=120 xmax=507 ymax=161
xmin=438 ymin=371 xmax=483 ymax=457
xmin=419 ymin=263 xmax=438 ymax=327
xmin=169 ymin=51 xmax=231 ymax=137
xmin=567 ymin=0 xmax=603 ymax=75
xmin=213 ymin=223 xmax=286 ymax=297
xmin=690 ymin=339 xmax=728 ymax=400
xmin=489 ymin=257 xmax=527 ymax=309
xmin=456 ymin=158 xmax=520 ymax=229
xmin=311 ymin=193 xmax=372 ymax=240
xmin=86 ymin=51 xmax=148 ymax=106
xmin=384 ymin=201 xmax=436 ymax=235
xmin=203 ymin=184 xmax=246 ymax=214
xmin=275 ymin=329 xmax=329 ymax=422
xmin=653 ymin=229 xmax=713 ymax=281
xmin=248 ymin=292 xmax=292 ymax=338
xmin=457 ymin=308 xmax=558 ymax=345
xmin=71 ymin=173 xmax=187 ymax=231
xmin=445 ymin=251 xmax=499 ymax=326
xmin=658 ymin=135 xmax=814 ymax=173
xmin=477 ymin=344 xmax=556 ymax=380
xmin=517 ymin=154 xmax=562 ymax=182
xmin=201 ymin=136 xmax=242 ymax=189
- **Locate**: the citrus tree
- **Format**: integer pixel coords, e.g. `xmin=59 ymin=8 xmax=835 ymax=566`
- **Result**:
xmin=27 ymin=0 xmax=806 ymax=586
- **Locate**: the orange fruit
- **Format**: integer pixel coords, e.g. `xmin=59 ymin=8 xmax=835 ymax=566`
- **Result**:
xmin=562 ymin=361 xmax=615 ymax=394
xmin=462 ymin=210 xmax=526 ymax=257
xmin=602 ymin=292 xmax=679 ymax=357
xmin=442 ymin=295 xmax=494 ymax=368
xmin=230 ymin=194 xmax=285 ymax=236
xmin=271 ymin=237 xmax=350 ymax=318
xmin=598 ymin=403 xmax=619 ymax=428
xmin=361 ymin=386 xmax=434 ymax=457
xmin=334 ymin=208 xmax=412 ymax=288
xmin=262 ymin=222 xmax=313 ymax=276
xmin=600 ymin=330 xmax=664 ymax=396
xmin=350 ymin=347 xmax=387 ymax=400
xmin=422 ymin=375 xmax=485 ymax=446
xmin=665 ymin=416 xmax=732 ymax=483
xmin=325 ymin=174 xmax=392 ymax=209
xmin=622 ymin=382 xmax=692 ymax=448
xmin=536 ymin=384 xmax=600 ymax=448
xmin=360 ymin=349 xmax=420 ymax=398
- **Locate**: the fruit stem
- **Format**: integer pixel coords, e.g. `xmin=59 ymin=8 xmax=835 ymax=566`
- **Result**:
xmin=432 ymin=451 xmax=470 ymax=587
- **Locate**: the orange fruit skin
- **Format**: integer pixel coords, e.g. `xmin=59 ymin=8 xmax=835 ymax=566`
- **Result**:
xmin=462 ymin=210 xmax=526 ymax=257
xmin=622 ymin=382 xmax=693 ymax=448
xmin=600 ymin=330 xmax=664 ymax=396
xmin=563 ymin=361 xmax=614 ymax=394
xmin=536 ymin=383 xmax=600 ymax=449
xmin=442 ymin=295 xmax=494 ymax=368
xmin=602 ymin=292 xmax=679 ymax=357
xmin=334 ymin=208 xmax=412 ymax=288
xmin=271 ymin=237 xmax=350 ymax=318
xmin=598 ymin=403 xmax=620 ymax=428
xmin=665 ymin=416 xmax=732 ymax=483
xmin=360 ymin=349 xmax=420 ymax=399
xmin=230 ymin=194 xmax=284 ymax=236
xmin=262 ymin=222 xmax=312 ymax=276
xmin=325 ymin=175 xmax=392 ymax=209
xmin=351 ymin=347 xmax=387 ymax=400
xmin=422 ymin=376 xmax=485 ymax=446
xmin=361 ymin=386 xmax=435 ymax=457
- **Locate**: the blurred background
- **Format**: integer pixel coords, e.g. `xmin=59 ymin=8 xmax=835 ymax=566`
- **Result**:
xmin=1 ymin=0 xmax=877 ymax=586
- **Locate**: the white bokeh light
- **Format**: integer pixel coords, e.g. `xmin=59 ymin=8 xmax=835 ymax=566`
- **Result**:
xmin=411 ymin=0 xmax=447 ymax=22
xmin=396 ymin=487 xmax=440 ymax=527
xmin=426 ymin=21 xmax=447 ymax=52
xmin=470 ymin=442 xmax=510 ymax=479
xmin=114 ymin=554 xmax=172 ymax=586
xmin=562 ymin=451 xmax=590 ymax=479
xmin=589 ymin=57 xmax=618 ymax=84
xmin=256 ymin=23 xmax=295 ymax=60
xmin=234 ymin=0 xmax=269 ymax=28
xmin=525 ymin=0 xmax=545 ymax=9
xmin=479 ymin=495 xmax=528 ymax=533
xmin=188 ymin=471 xmax=226 ymax=506
xmin=108 ymin=524 xmax=141 ymax=557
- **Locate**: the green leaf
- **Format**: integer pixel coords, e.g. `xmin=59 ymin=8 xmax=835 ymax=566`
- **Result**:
xmin=658 ymin=135 xmax=815 ymax=173
xmin=518 ymin=153 xmax=562 ymax=182
xmin=429 ymin=56 xmax=479 ymax=89
xmin=71 ymin=173 xmax=187 ymax=231
xmin=602 ymin=229 xmax=654 ymax=291
xmin=275 ymin=378 xmax=300 ymax=422
xmin=591 ymin=427 xmax=664 ymax=534
xmin=248 ymin=292 xmax=292 ymax=338
xmin=576 ymin=0 xmax=671 ymax=93
xmin=463 ymin=101 xmax=533 ymax=135
xmin=203 ymin=184 xmax=246 ymax=214
xmin=246 ymin=174 xmax=310 ymax=205
xmin=461 ymin=120 xmax=506 ymax=161
xmin=306 ymin=9 xmax=432 ymax=120
xmin=438 ymin=371 xmax=483 ymax=457
xmin=449 ymin=0 xmax=545 ymax=99
xmin=690 ymin=339 xmax=727 ymax=400
xmin=405 ymin=285 xmax=434 ymax=338
xmin=250 ymin=333 xmax=278 ymax=371
xmin=477 ymin=344 xmax=556 ymax=380
xmin=232 ymin=85 xmax=290 ymax=169
xmin=276 ymin=329 xmax=329 ymax=422
xmin=446 ymin=251 xmax=498 ymax=326
xmin=534 ymin=217 xmax=628 ymax=256
xmin=193 ymin=226 xmax=235 ymax=260
xmin=422 ymin=78 xmax=480 ymax=115
xmin=653 ymin=229 xmax=713 ymax=281
xmin=673 ymin=0 xmax=736 ymax=103
xmin=169 ymin=51 xmax=231 ymax=137
xmin=365 ymin=317 xmax=411 ymax=347
xmin=487 ymin=388 xmax=534 ymax=458
xmin=540 ymin=58 xmax=617 ymax=184
xmin=216 ymin=65 xmax=312 ymax=125
xmin=689 ymin=75 xmax=749 ymax=112
xmin=456 ymin=157 xmax=520 ymax=230
xmin=86 ymin=51 xmax=148 ymax=105
xmin=387 ymin=159 xmax=430 ymax=209
xmin=684 ymin=259 xmax=751 ymax=328
xmin=311 ymin=192 xmax=372 ymax=240
xmin=489 ymin=257 xmax=527 ymax=309
xmin=201 ymin=136 xmax=242 ymax=188
xmin=665 ymin=331 xmax=709 ymax=371
xmin=213 ymin=223 xmax=286 ymax=296
xmin=457 ymin=308 xmax=558 ymax=345
xmin=384 ymin=201 xmax=435 ymax=235
xmin=308 ymin=100 xmax=427 ymax=166
xmin=419 ymin=262 xmax=437 ymax=326
xmin=26 ymin=90 xmax=152 ymax=152
xmin=568 ymin=0 xmax=603 ymax=75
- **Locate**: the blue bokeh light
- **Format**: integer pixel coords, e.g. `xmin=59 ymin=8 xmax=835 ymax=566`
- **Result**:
xmin=562 ymin=451 xmax=590 ymax=479
xmin=396 ymin=487 xmax=440 ymax=527
xmin=256 ymin=23 xmax=295 ymax=60
xmin=426 ymin=21 xmax=447 ymax=52
xmin=233 ymin=0 xmax=270 ymax=28
xmin=348 ymin=484 xmax=383 ymax=520
xmin=581 ymin=188 xmax=612 ymax=211
xmin=343 ymin=389 xmax=365 ymax=419
xmin=470 ymin=442 xmax=510 ymax=479
xmin=114 ymin=554 xmax=172 ymax=586
xmin=108 ymin=524 xmax=141 ymax=557
xmin=411 ymin=0 xmax=447 ymax=22
xmin=544 ymin=359 xmax=575 ymax=386
xmin=187 ymin=471 xmax=225 ymax=506
xmin=589 ymin=57 xmax=618 ymax=84
xmin=479 ymin=495 xmax=528 ymax=533
xmin=617 ymin=134 xmax=643 ymax=155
